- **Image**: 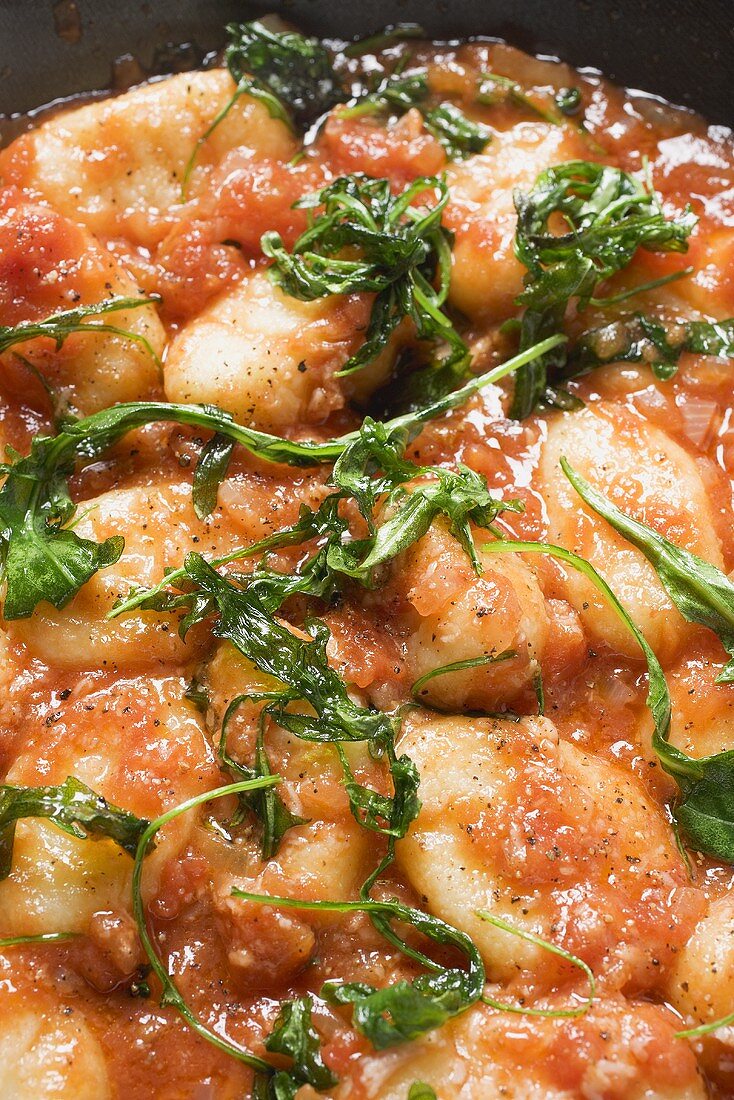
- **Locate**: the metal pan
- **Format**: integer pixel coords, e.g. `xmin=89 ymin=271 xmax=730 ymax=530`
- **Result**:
xmin=0 ymin=0 xmax=731 ymax=125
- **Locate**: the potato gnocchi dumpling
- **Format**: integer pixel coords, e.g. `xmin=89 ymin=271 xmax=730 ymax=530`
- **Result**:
xmin=9 ymin=482 xmax=243 ymax=669
xmin=394 ymin=521 xmax=552 ymax=711
xmin=340 ymin=998 xmax=707 ymax=1100
xmin=0 ymin=675 xmax=217 ymax=942
xmin=397 ymin=711 xmax=694 ymax=986
xmin=0 ymin=190 xmax=164 ymax=411
xmin=0 ymin=71 xmax=296 ymax=247
xmin=164 ymin=271 xmax=387 ymax=428
xmin=540 ymin=402 xmax=724 ymax=662
xmin=0 ymin=16 xmax=732 ymax=1100
xmin=0 ymin=999 xmax=112 ymax=1100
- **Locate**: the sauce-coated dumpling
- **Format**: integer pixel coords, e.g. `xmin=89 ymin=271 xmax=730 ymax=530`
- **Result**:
xmin=164 ymin=272 xmax=386 ymax=428
xmin=338 ymin=998 xmax=707 ymax=1100
xmin=1 ymin=20 xmax=733 ymax=1100
xmin=9 ymin=482 xmax=242 ymax=669
xmin=0 ymin=675 xmax=217 ymax=944
xmin=0 ymin=71 xmax=296 ymax=247
xmin=394 ymin=522 xmax=552 ymax=711
xmin=0 ymin=997 xmax=111 ymax=1100
xmin=397 ymin=712 xmax=696 ymax=986
xmin=540 ymin=402 xmax=724 ymax=663
xmin=0 ymin=191 xmax=164 ymax=412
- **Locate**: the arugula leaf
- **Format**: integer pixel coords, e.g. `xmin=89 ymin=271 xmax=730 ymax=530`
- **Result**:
xmin=340 ymin=71 xmax=430 ymax=119
xmin=477 ymin=71 xmax=561 ymax=126
xmin=219 ymin=695 xmax=307 ymax=859
xmin=225 ymin=21 xmax=343 ymax=130
xmin=0 ymin=931 xmax=78 ymax=948
xmin=0 ymin=400 xmax=334 ymax=619
xmin=570 ymin=313 xmax=734 ymax=381
xmin=183 ymin=554 xmax=392 ymax=744
xmin=555 ymin=87 xmax=583 ymax=116
xmin=0 ymin=296 xmax=162 ymax=368
xmin=422 ymin=102 xmax=492 ymax=160
xmin=132 ymin=779 xmax=282 ymax=1072
xmin=234 ymin=890 xmax=485 ymax=1049
xmin=0 ymin=426 xmax=125 ymax=618
xmin=262 ymin=173 xmax=469 ymax=377
xmin=509 ymin=161 xmax=697 ymax=418
xmin=476 ymin=911 xmax=595 ymax=1017
xmin=408 ymin=1086 xmax=438 ymax=1100
xmin=342 ymin=71 xmax=491 ymax=161
xmin=261 ymin=997 xmax=337 ymax=1099
xmin=327 ymin=417 xmax=521 ymax=585
xmin=410 ymin=651 xmax=516 ymax=704
xmin=0 ymin=776 xmax=149 ymax=880
xmin=561 ymin=458 xmax=734 ymax=682
xmin=191 ymin=432 xmax=235 ymax=520
xmin=0 ymin=332 xmax=561 ymax=621
xmin=344 ymin=23 xmax=425 ymax=58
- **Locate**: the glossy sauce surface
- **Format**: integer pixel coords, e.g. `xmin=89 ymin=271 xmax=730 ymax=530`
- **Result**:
xmin=0 ymin=30 xmax=733 ymax=1100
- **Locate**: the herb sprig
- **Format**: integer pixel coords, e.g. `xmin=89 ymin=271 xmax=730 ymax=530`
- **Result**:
xmin=225 ymin=21 xmax=343 ymax=130
xmin=263 ymin=173 xmax=469 ymax=378
xmin=0 ymin=333 xmax=562 ymax=621
xmin=0 ymin=776 xmax=149 ymax=878
xmin=339 ymin=71 xmax=491 ymax=160
xmin=0 ymin=296 xmax=162 ymax=368
xmin=234 ymin=889 xmax=485 ymax=1049
xmin=509 ymin=161 xmax=697 ymax=418
xmin=569 ymin=313 xmax=734 ymax=381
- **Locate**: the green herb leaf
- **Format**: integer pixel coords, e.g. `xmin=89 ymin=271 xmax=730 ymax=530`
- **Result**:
xmin=233 ymin=890 xmax=485 ymax=1049
xmin=422 ymin=102 xmax=492 ymax=160
xmin=328 ymin=419 xmax=520 ymax=585
xmin=225 ymin=21 xmax=343 ymax=130
xmin=560 ymin=459 xmax=734 ymax=861
xmin=339 ymin=69 xmax=490 ymax=161
xmin=407 ymin=1085 xmax=438 ymax=1100
xmin=192 ymin=433 xmax=235 ymax=519
xmin=219 ymin=695 xmax=307 ymax=859
xmin=477 ymin=71 xmax=560 ymax=126
xmin=476 ymin=910 xmax=595 ymax=1017
xmin=555 ymin=87 xmax=582 ymax=116
xmin=184 ymin=553 xmax=393 ymax=744
xmin=344 ymin=23 xmax=425 ymax=58
xmin=0 ymin=295 xmax=162 ymax=368
xmin=262 ymin=173 xmax=469 ymax=377
xmin=156 ymin=554 xmax=417 ymax=847
xmin=569 ymin=313 xmax=734 ymax=381
xmin=510 ymin=161 xmax=697 ymax=418
xmin=0 ymin=776 xmax=149 ymax=880
xmin=410 ymin=651 xmax=516 ymax=703
xmin=0 ymin=428 xmax=125 ymax=617
xmin=263 ymin=997 xmax=337 ymax=1096
xmin=0 ymin=931 xmax=78 ymax=948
